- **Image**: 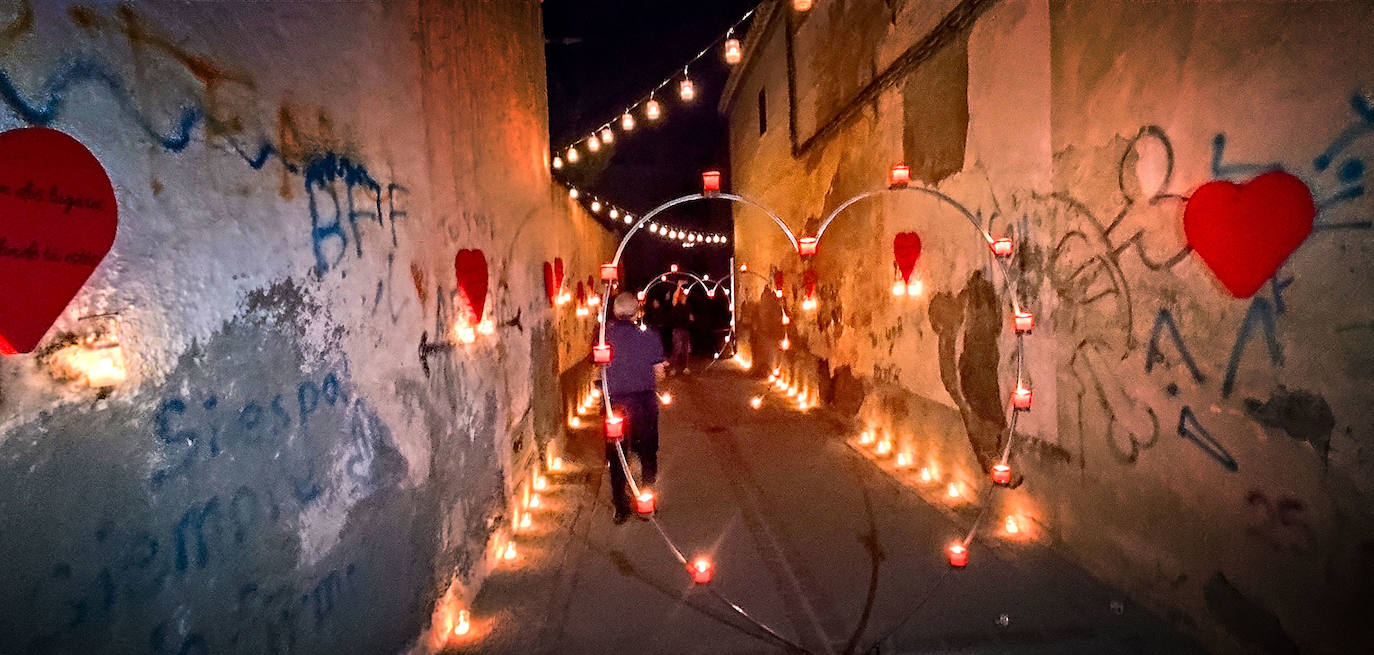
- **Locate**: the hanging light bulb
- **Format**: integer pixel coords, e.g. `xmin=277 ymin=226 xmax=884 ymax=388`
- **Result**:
xmin=587 ymin=134 xmax=601 ymax=152
xmin=567 ymin=146 xmax=579 ymax=163
xmin=679 ymin=76 xmax=696 ymax=102
xmin=724 ymin=37 xmax=742 ymax=64
xmin=623 ymin=214 xmax=634 ymax=225
xmin=750 ymin=396 xmax=763 ymax=409
xmin=645 ymin=97 xmax=662 ymax=121
xmin=590 ymin=200 xmax=602 ymax=213
xmin=621 ymin=111 xmax=636 ymax=131
xmin=568 ymin=187 xmax=579 ymax=199
xmin=552 ymin=155 xmax=563 ymax=169
xmin=600 ymin=127 xmax=614 ymax=144
xmin=608 ymin=208 xmax=619 ymax=219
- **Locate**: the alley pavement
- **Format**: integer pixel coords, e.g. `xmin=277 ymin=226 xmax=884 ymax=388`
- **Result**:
xmin=453 ymin=364 xmax=1204 ymax=655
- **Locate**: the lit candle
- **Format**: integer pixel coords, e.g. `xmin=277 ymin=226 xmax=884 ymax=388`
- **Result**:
xmin=859 ymin=431 xmax=875 ymax=445
xmin=750 ymin=396 xmax=763 ymax=409
xmin=600 ymin=128 xmax=614 ymax=144
xmin=946 ymin=543 xmax=968 ymax=567
xmin=991 ymin=237 xmax=1014 ymax=257
xmin=1012 ymin=385 xmax=1032 ymax=411
xmin=636 ymin=491 xmax=656 ymax=515
xmin=919 ymin=467 xmax=933 ymax=483
xmin=947 ymin=482 xmax=960 ymax=498
xmin=551 ymin=456 xmax=564 ymax=471
xmin=702 ymin=170 xmax=721 ymax=194
xmin=896 ymin=452 xmax=913 ymax=468
xmin=892 ymin=280 xmax=907 ymax=296
xmin=889 ymin=164 xmax=911 ymax=188
xmin=503 ymin=541 xmax=517 ymax=561
xmin=587 ymin=135 xmax=601 ymax=152
xmin=622 ymin=112 xmax=636 ymax=131
xmin=552 ymin=155 xmax=563 ymax=169
xmin=1004 ymin=516 xmax=1020 ymax=535
xmin=659 ymin=392 xmax=673 ymax=405
xmin=534 ymin=475 xmax=548 ymax=491
xmin=876 ymin=439 xmax=892 ymax=455
xmin=604 ymin=414 xmax=624 ymax=440
xmin=1014 ymin=311 xmax=1034 ymax=334
xmin=645 ymin=99 xmax=662 ymax=121
xmin=991 ymin=463 xmax=1012 ymax=485
xmin=689 ymin=556 xmax=713 ymax=584
xmin=454 ymin=609 xmax=471 ymax=636
xmin=906 ymin=280 xmax=923 ymax=296
xmin=567 ymin=146 xmax=579 ymax=163
xmin=779 ymin=337 xmax=790 ymax=350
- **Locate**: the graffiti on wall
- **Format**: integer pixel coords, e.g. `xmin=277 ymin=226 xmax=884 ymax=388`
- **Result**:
xmin=0 ymin=2 xmax=408 ymax=277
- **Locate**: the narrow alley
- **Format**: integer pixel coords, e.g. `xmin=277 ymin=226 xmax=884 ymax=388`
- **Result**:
xmin=459 ymin=364 xmax=1200 ymax=654
xmin=1 ymin=2 xmax=1371 ymax=654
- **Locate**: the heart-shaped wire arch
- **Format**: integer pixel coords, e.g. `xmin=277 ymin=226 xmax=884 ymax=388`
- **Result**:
xmin=589 ymin=184 xmax=1030 ymax=652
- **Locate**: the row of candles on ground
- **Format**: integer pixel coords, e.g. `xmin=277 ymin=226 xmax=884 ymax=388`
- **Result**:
xmin=856 ymin=428 xmax=1032 ymax=567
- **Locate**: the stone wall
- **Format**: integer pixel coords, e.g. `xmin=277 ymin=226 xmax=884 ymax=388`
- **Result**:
xmin=0 ymin=1 xmax=612 ymax=653
xmin=724 ymin=1 xmax=1374 ymax=653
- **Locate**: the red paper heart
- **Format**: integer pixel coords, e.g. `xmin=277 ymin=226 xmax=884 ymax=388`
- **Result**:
xmin=1184 ymin=171 xmax=1314 ymax=298
xmin=0 ymin=127 xmax=118 ymax=354
xmin=575 ymin=280 xmax=586 ymax=304
xmin=773 ymin=270 xmax=785 ymax=291
xmin=553 ymin=257 xmax=565 ymax=291
xmin=543 ymin=261 xmax=556 ymax=305
xmin=803 ymin=269 xmax=818 ymax=296
xmin=893 ymin=232 xmax=922 ymax=283
xmin=454 ymin=249 xmax=488 ymax=322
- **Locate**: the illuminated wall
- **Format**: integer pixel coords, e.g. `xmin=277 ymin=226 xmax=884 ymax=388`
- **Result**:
xmin=0 ymin=1 xmax=613 ymax=652
xmin=723 ymin=1 xmax=1374 ymax=653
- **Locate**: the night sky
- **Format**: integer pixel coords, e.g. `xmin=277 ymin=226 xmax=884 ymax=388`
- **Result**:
xmin=542 ymin=0 xmax=760 ymax=283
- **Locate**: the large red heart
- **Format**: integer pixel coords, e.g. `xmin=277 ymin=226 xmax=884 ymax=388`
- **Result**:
xmin=0 ymin=127 xmax=118 ymax=354
xmin=893 ymin=232 xmax=922 ymax=283
xmin=1184 ymin=171 xmax=1314 ymax=298
xmin=454 ymin=249 xmax=488 ymax=322
xmin=543 ymin=261 xmax=556 ymax=306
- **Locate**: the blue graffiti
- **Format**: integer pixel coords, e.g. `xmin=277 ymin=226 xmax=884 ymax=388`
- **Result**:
xmin=0 ymin=58 xmax=198 ymax=151
xmin=1145 ymin=309 xmax=1207 ymax=383
xmin=0 ymin=58 xmax=404 ymax=275
xmin=1223 ymin=298 xmax=1284 ymax=398
xmin=1178 ymin=405 xmax=1238 ymax=472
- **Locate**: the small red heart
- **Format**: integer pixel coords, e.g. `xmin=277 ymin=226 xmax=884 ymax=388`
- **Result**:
xmin=773 ymin=270 xmax=785 ymax=291
xmin=1184 ymin=171 xmax=1314 ymax=298
xmin=543 ymin=261 xmax=556 ymax=305
xmin=803 ymin=269 xmax=818 ymax=296
xmin=0 ymin=127 xmax=118 ymax=354
xmin=454 ymin=249 xmax=488 ymax=322
xmin=575 ymin=280 xmax=586 ymax=304
xmin=893 ymin=232 xmax=922 ymax=283
xmin=553 ymin=257 xmax=565 ymax=291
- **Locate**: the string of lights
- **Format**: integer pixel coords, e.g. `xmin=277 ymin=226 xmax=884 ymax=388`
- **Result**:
xmin=563 ymin=182 xmax=731 ymax=247
xmin=549 ymin=2 xmax=783 ymax=170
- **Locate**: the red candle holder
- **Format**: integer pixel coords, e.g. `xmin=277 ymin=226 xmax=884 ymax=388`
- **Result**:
xmin=702 ymin=170 xmax=721 ymax=194
xmin=604 ymin=415 xmax=624 ymax=440
xmin=600 ymin=263 xmax=618 ymax=281
xmin=689 ymin=556 xmax=713 ymax=584
xmin=947 ymin=543 xmax=968 ymax=567
xmin=889 ymin=164 xmax=911 ymax=188
xmin=593 ymin=344 xmax=612 ymax=364
xmin=991 ymin=463 xmax=1012 ymax=485
xmin=635 ymin=491 xmax=656 ymax=515
xmin=798 ymin=236 xmax=818 ymax=256
xmin=1012 ymin=385 xmax=1032 ymax=411
xmin=1014 ymin=311 xmax=1034 ymax=334
xmin=991 ymin=237 xmax=1014 ymax=257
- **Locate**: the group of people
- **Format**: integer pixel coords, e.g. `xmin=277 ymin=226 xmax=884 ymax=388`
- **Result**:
xmin=596 ymin=283 xmax=693 ymax=524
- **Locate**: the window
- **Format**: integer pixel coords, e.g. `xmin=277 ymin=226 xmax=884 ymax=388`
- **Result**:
xmin=757 ymin=88 xmax=767 ymax=136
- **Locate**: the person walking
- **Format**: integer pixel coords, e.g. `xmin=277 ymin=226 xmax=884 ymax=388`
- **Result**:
xmin=601 ymin=292 xmax=666 ymax=524
xmin=668 ymin=283 xmax=693 ymax=374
